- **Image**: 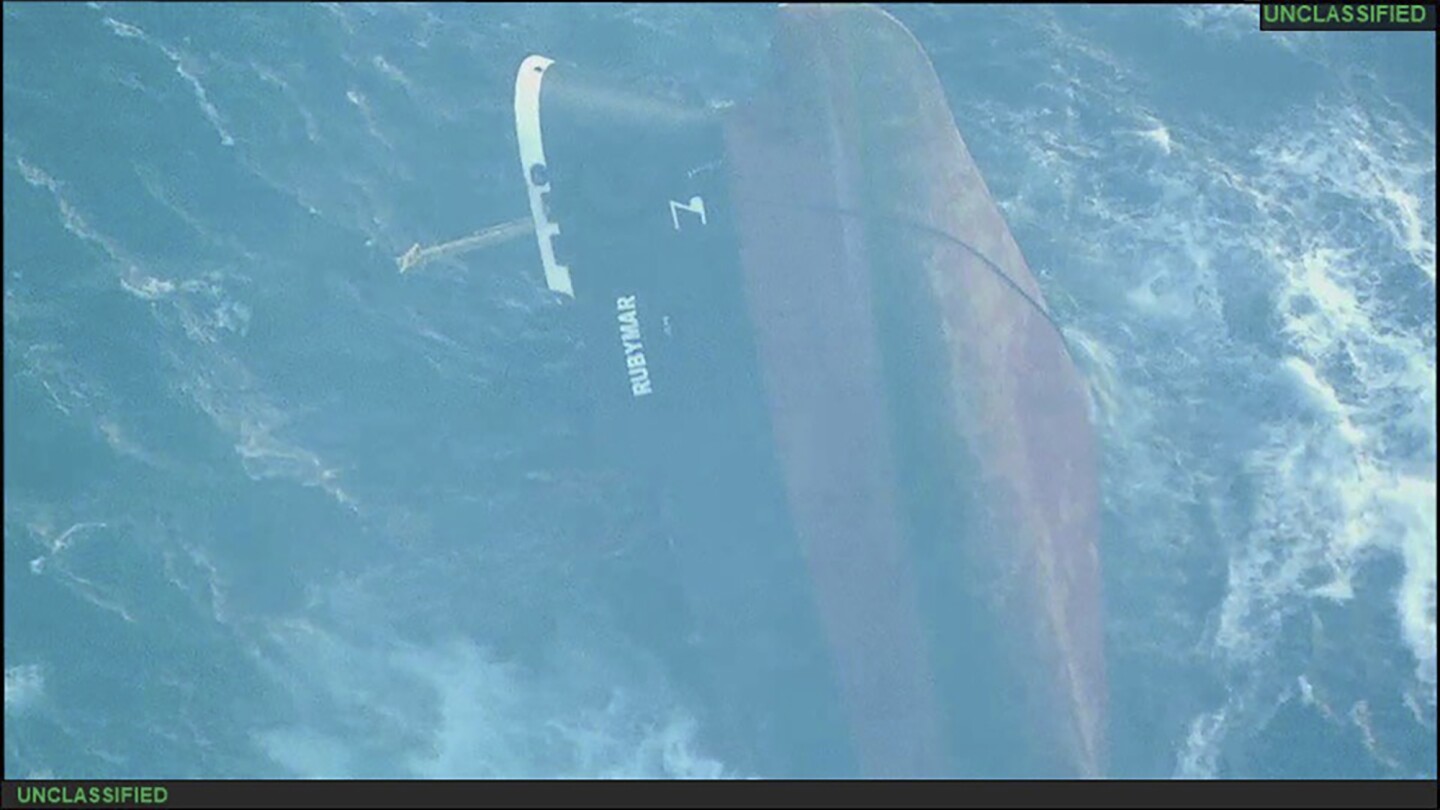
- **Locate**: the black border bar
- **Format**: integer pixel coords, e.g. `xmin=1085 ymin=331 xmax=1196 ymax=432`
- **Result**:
xmin=3 ymin=779 xmax=1437 ymax=809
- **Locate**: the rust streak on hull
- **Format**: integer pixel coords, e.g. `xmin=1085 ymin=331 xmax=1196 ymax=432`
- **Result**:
xmin=725 ymin=5 xmax=1106 ymax=777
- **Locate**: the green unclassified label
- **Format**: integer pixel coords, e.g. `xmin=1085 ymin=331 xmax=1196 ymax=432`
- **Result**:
xmin=1260 ymin=3 xmax=1437 ymax=31
xmin=14 ymin=785 xmax=168 ymax=805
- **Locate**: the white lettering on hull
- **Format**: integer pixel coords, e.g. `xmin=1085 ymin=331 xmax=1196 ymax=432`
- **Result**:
xmin=617 ymin=295 xmax=652 ymax=397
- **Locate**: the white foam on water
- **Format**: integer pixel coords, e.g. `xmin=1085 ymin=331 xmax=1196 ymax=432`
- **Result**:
xmin=371 ymin=54 xmax=414 ymax=94
xmin=1176 ymin=708 xmax=1227 ymax=779
xmin=55 ymin=572 xmax=138 ymax=625
xmin=994 ymin=11 xmax=1434 ymax=775
xmin=16 ymin=518 xmax=138 ymax=625
xmin=12 ymin=156 xmax=181 ymax=302
xmin=395 ymin=641 xmax=728 ymax=779
xmin=1197 ymin=100 xmax=1436 ymax=770
xmin=101 ymin=16 xmax=143 ymax=39
xmin=97 ymin=12 xmax=235 ymax=147
xmin=345 ymin=88 xmax=392 ymax=151
xmin=252 ymin=618 xmax=732 ymax=779
xmin=4 ymin=665 xmax=45 ymax=716
xmin=13 ymin=149 xmax=342 ymax=503
xmin=251 ymin=63 xmax=322 ymax=144
xmin=179 ymin=366 xmax=358 ymax=511
xmin=1127 ymin=115 xmax=1175 ymax=155
xmin=161 ymin=47 xmax=235 ymax=148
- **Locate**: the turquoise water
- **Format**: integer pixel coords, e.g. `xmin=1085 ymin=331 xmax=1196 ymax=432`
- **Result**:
xmin=4 ymin=3 xmax=1435 ymax=778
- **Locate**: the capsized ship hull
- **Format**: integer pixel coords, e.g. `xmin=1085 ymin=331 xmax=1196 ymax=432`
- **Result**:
xmin=513 ymin=4 xmax=1105 ymax=778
